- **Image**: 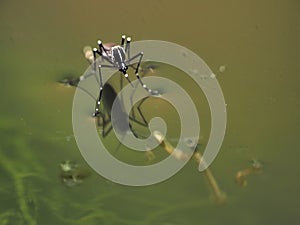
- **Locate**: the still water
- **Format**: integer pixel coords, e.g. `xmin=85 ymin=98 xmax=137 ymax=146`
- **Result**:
xmin=0 ymin=0 xmax=299 ymax=224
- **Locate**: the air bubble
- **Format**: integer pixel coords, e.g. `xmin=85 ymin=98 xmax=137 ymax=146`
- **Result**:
xmin=219 ymin=65 xmax=226 ymax=73
xmin=184 ymin=138 xmax=196 ymax=148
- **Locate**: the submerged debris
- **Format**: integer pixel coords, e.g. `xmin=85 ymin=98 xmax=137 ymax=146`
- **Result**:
xmin=152 ymin=131 xmax=227 ymax=204
xmin=58 ymin=76 xmax=80 ymax=87
xmin=235 ymin=159 xmax=262 ymax=187
xmin=60 ymin=160 xmax=90 ymax=187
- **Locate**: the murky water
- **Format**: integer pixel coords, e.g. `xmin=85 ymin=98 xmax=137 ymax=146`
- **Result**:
xmin=1 ymin=0 xmax=300 ymax=224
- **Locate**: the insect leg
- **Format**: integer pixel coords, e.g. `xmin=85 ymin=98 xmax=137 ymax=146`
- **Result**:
xmin=136 ymin=97 xmax=149 ymax=126
xmin=127 ymin=97 xmax=149 ymax=127
xmin=93 ymin=65 xmax=104 ymax=117
xmin=125 ymin=36 xmax=131 ymax=59
xmin=121 ymin=34 xmax=126 ymax=47
xmin=102 ymin=119 xmax=113 ymax=137
xmin=95 ymin=110 xmax=114 ymax=138
xmin=123 ymin=73 xmax=134 ymax=88
xmin=96 ymin=40 xmax=114 ymax=65
xmin=129 ymin=52 xmax=157 ymax=95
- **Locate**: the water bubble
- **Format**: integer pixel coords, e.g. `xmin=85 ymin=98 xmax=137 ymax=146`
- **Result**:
xmin=184 ymin=138 xmax=197 ymax=148
xmin=219 ymin=65 xmax=226 ymax=73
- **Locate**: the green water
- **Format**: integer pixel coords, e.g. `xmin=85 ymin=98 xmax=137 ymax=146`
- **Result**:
xmin=1 ymin=0 xmax=300 ymax=224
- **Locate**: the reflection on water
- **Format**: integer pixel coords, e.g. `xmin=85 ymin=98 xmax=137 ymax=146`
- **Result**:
xmin=1 ymin=0 xmax=300 ymax=224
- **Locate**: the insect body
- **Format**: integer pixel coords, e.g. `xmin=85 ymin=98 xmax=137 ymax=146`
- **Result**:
xmin=91 ymin=35 xmax=158 ymax=117
xmin=59 ymin=35 xmax=154 ymax=147
xmin=110 ymin=45 xmax=128 ymax=74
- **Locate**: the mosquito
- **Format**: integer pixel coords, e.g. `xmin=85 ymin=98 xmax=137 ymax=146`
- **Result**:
xmin=89 ymin=34 xmax=159 ymax=117
xmin=59 ymin=44 xmax=156 ymax=141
